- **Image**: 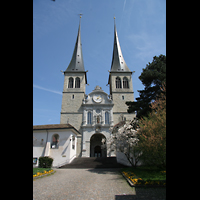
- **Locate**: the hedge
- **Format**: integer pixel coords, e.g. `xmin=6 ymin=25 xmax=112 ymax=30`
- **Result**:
xmin=39 ymin=156 xmax=53 ymax=168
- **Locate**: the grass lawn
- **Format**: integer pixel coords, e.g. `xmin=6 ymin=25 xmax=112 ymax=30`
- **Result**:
xmin=33 ymin=168 xmax=52 ymax=175
xmin=122 ymin=166 xmax=166 ymax=181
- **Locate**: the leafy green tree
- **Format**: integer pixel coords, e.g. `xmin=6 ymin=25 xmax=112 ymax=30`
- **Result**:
xmin=126 ymin=54 xmax=166 ymax=119
xmin=137 ymin=84 xmax=166 ymax=169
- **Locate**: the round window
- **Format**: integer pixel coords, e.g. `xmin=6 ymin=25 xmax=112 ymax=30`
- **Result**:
xmin=96 ymin=109 xmax=100 ymax=113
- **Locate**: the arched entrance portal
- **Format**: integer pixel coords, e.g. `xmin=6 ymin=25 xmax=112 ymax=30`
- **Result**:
xmin=94 ymin=146 xmax=101 ymax=157
xmin=90 ymin=133 xmax=107 ymax=157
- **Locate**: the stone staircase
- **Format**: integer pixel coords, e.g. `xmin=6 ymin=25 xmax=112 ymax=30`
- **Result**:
xmin=59 ymin=157 xmax=127 ymax=169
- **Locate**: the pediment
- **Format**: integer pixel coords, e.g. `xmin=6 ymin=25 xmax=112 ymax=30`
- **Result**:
xmin=83 ymin=85 xmax=113 ymax=105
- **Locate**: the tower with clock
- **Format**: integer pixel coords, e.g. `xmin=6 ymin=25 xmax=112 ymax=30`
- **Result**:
xmin=60 ymin=17 xmax=135 ymax=158
xmin=81 ymin=85 xmax=114 ymax=157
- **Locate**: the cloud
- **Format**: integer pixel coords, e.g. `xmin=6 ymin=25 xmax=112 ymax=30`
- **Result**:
xmin=122 ymin=0 xmax=127 ymax=12
xmin=33 ymin=84 xmax=62 ymax=95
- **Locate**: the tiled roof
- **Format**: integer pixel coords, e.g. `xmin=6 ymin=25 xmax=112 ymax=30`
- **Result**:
xmin=33 ymin=124 xmax=80 ymax=134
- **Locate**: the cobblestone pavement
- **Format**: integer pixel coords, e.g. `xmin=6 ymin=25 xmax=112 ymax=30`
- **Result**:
xmin=33 ymin=168 xmax=166 ymax=200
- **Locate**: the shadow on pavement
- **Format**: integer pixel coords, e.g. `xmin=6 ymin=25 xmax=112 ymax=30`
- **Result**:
xmin=115 ymin=187 xmax=166 ymax=200
xmin=87 ymin=168 xmax=166 ymax=200
xmin=87 ymin=168 xmax=122 ymax=174
xmin=115 ymin=195 xmax=136 ymax=200
xmin=87 ymin=168 xmax=125 ymax=181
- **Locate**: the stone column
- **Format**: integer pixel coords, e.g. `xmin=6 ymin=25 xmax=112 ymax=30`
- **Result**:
xmin=83 ymin=110 xmax=87 ymax=125
xmin=102 ymin=110 xmax=105 ymax=125
xmin=81 ymin=128 xmax=86 ymax=157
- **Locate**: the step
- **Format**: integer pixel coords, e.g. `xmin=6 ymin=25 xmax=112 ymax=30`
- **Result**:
xmin=59 ymin=157 xmax=127 ymax=169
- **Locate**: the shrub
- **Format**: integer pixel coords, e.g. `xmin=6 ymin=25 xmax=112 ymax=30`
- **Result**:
xmin=39 ymin=156 xmax=53 ymax=168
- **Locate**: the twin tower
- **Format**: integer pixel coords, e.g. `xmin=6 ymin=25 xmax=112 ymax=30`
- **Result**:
xmin=60 ymin=17 xmax=135 ymax=136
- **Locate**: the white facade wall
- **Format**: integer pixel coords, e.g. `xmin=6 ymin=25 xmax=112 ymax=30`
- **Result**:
xmin=33 ymin=129 xmax=77 ymax=167
xmin=82 ymin=127 xmax=112 ymax=157
xmin=116 ymin=152 xmax=132 ymax=166
xmin=81 ymin=86 xmax=115 ymax=157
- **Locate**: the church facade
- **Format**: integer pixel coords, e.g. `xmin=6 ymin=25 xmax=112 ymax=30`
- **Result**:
xmin=33 ymin=17 xmax=135 ymax=167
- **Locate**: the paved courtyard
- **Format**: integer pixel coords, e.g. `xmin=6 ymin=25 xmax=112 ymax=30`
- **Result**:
xmin=33 ymin=168 xmax=166 ymax=200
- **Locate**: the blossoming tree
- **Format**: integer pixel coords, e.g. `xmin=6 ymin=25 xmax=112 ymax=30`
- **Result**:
xmin=108 ymin=118 xmax=140 ymax=167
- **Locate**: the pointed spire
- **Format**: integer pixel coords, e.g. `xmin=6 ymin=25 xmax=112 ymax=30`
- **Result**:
xmin=110 ymin=18 xmax=131 ymax=72
xmin=65 ymin=16 xmax=85 ymax=72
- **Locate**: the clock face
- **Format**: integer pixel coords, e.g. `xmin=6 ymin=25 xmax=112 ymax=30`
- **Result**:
xmin=93 ymin=94 xmax=103 ymax=103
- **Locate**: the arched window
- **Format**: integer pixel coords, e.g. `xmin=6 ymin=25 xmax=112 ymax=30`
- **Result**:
xmin=87 ymin=112 xmax=92 ymax=124
xmin=68 ymin=77 xmax=74 ymax=88
xmin=51 ymin=134 xmax=59 ymax=149
xmin=75 ymin=77 xmax=80 ymax=88
xmin=123 ymin=77 xmax=129 ymax=88
xmin=105 ymin=112 xmax=109 ymax=124
xmin=116 ymin=77 xmax=122 ymax=88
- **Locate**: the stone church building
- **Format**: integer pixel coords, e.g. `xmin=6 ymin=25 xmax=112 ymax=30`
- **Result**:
xmin=33 ymin=18 xmax=135 ymax=167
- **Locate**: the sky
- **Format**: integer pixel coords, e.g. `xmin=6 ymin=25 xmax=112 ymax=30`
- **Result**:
xmin=33 ymin=0 xmax=166 ymax=125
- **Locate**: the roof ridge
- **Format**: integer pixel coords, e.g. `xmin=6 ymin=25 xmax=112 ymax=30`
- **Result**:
xmin=33 ymin=123 xmax=80 ymax=134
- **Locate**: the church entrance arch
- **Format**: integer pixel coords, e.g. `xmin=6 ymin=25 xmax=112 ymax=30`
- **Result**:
xmin=94 ymin=145 xmax=101 ymax=157
xmin=90 ymin=133 xmax=107 ymax=157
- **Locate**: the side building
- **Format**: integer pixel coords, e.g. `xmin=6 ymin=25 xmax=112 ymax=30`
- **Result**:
xmin=33 ymin=124 xmax=81 ymax=167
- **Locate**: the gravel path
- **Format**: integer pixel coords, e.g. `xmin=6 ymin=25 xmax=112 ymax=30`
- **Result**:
xmin=33 ymin=168 xmax=135 ymax=200
xmin=33 ymin=168 xmax=166 ymax=200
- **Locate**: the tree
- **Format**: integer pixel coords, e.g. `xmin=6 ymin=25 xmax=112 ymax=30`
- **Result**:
xmin=109 ymin=82 xmax=166 ymax=169
xmin=126 ymin=54 xmax=166 ymax=119
xmin=108 ymin=118 xmax=140 ymax=167
xmin=137 ymin=84 xmax=166 ymax=169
